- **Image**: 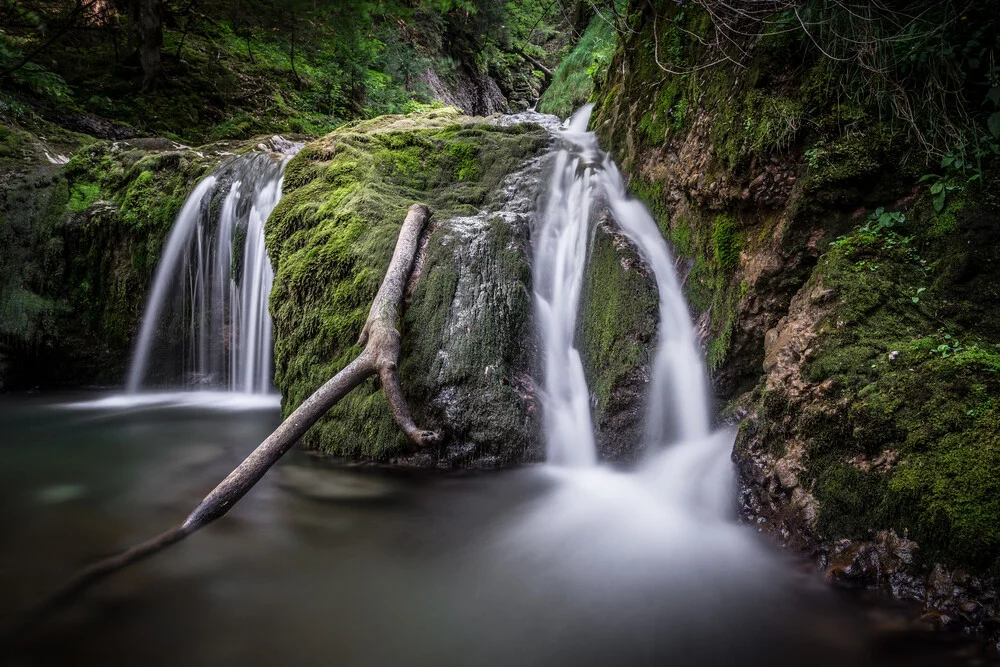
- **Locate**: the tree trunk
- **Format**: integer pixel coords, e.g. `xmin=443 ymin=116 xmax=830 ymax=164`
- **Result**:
xmin=138 ymin=0 xmax=163 ymax=91
xmin=17 ymin=204 xmax=440 ymax=631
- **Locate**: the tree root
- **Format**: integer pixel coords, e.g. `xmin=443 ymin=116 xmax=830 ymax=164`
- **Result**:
xmin=14 ymin=203 xmax=440 ymax=634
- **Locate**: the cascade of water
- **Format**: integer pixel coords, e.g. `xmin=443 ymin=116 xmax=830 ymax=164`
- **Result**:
xmin=126 ymin=143 xmax=300 ymax=394
xmin=601 ymin=157 xmax=711 ymax=445
xmin=533 ymin=109 xmax=600 ymax=466
xmin=535 ymin=105 xmax=712 ymax=464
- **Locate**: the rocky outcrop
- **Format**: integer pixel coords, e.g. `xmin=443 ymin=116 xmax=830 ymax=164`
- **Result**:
xmin=266 ymin=109 xmax=552 ymax=466
xmin=590 ymin=0 xmax=1000 ymax=643
xmin=419 ymin=67 xmax=509 ymax=117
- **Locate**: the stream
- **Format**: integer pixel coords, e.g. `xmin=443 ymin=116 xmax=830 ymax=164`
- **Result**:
xmin=0 ymin=393 xmax=986 ymax=666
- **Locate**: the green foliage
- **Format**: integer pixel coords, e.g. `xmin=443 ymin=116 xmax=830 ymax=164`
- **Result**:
xmin=0 ymin=33 xmax=70 ymax=105
xmin=538 ymin=17 xmax=617 ymax=119
xmin=712 ymin=213 xmax=741 ymax=271
xmin=0 ymin=0 xmax=572 ymax=143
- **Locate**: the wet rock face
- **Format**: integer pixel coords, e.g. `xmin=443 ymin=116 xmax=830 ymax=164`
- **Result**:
xmin=397 ymin=154 xmax=549 ymax=466
xmin=578 ymin=220 xmax=658 ymax=463
xmin=419 ymin=67 xmax=509 ymax=117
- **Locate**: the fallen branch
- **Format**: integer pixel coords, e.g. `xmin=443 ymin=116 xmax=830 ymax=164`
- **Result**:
xmin=514 ymin=46 xmax=554 ymax=80
xmin=18 ymin=203 xmax=440 ymax=630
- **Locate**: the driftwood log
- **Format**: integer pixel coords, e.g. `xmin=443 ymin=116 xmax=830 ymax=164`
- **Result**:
xmin=25 ymin=203 xmax=441 ymax=625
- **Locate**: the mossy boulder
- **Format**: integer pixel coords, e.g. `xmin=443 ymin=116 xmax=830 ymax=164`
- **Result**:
xmin=577 ymin=221 xmax=658 ymax=461
xmin=266 ymin=109 xmax=551 ymax=465
xmin=740 ymin=195 xmax=1000 ymax=573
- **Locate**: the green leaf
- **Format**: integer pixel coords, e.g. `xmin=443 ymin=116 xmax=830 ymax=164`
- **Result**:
xmin=988 ymin=112 xmax=1000 ymax=140
xmin=941 ymin=155 xmax=955 ymax=168
xmin=930 ymin=181 xmax=945 ymax=195
xmin=987 ymin=87 xmax=1000 ymax=106
xmin=933 ymin=191 xmax=947 ymax=212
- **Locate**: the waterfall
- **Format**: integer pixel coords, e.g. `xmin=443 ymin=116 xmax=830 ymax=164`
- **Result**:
xmin=532 ymin=109 xmax=599 ymax=466
xmin=535 ymin=105 xmax=712 ymax=464
xmin=126 ymin=142 xmax=300 ymax=394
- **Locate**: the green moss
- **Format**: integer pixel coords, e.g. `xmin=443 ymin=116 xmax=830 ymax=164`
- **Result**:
xmin=712 ymin=213 xmax=742 ymax=271
xmin=794 ymin=199 xmax=1000 ymax=574
xmin=639 ymin=75 xmax=692 ymax=145
xmin=448 ymin=141 xmax=481 ymax=181
xmin=714 ymin=88 xmax=803 ymax=169
xmin=803 ymin=125 xmax=898 ymax=189
xmin=66 ymin=182 xmax=100 ymax=213
xmin=267 ymin=112 xmax=550 ymax=459
xmin=538 ymin=17 xmax=618 ymax=119
xmin=579 ymin=228 xmax=657 ymax=424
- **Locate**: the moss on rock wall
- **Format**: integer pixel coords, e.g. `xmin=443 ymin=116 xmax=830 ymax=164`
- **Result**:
xmin=0 ymin=119 xmax=249 ymax=389
xmin=266 ymin=108 xmax=550 ymax=465
xmin=589 ymin=0 xmax=1000 ymax=627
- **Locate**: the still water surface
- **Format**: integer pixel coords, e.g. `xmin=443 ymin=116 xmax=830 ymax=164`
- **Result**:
xmin=0 ymin=394 xmax=987 ymax=666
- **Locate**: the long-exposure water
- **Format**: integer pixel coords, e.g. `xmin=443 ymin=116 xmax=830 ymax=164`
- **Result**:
xmin=0 ymin=113 xmax=988 ymax=667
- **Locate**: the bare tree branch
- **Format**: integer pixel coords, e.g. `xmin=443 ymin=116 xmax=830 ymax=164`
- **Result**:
xmin=9 ymin=203 xmax=441 ymax=637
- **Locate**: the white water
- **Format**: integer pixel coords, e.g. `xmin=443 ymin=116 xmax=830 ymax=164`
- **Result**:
xmin=532 ymin=109 xmax=600 ymax=466
xmin=524 ymin=108 xmax=763 ymax=635
xmin=126 ymin=143 xmax=299 ymax=394
xmin=536 ymin=105 xmax=711 ymax=465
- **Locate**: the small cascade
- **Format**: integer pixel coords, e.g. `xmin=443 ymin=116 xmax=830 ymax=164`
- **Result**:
xmin=126 ymin=141 xmax=301 ymax=394
xmin=533 ymin=109 xmax=599 ymax=466
xmin=535 ymin=105 xmax=712 ymax=463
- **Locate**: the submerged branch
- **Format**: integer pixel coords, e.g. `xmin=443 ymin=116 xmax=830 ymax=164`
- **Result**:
xmin=11 ymin=203 xmax=440 ymax=637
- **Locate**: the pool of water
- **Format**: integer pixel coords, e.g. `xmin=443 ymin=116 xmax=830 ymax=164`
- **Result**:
xmin=0 ymin=393 xmax=988 ymax=666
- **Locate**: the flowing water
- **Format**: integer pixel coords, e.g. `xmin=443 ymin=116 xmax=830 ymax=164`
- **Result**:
xmin=0 ymin=396 xmax=982 ymax=666
xmin=0 ymin=116 xmax=989 ymax=666
xmin=126 ymin=140 xmax=300 ymax=394
xmin=534 ymin=104 xmax=710 ymax=459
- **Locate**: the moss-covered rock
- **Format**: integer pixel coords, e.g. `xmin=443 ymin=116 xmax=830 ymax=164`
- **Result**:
xmin=735 ymin=194 xmax=1000 ymax=628
xmin=0 ymin=123 xmax=260 ymax=389
xmin=266 ymin=109 xmax=551 ymax=465
xmin=577 ymin=221 xmax=658 ymax=462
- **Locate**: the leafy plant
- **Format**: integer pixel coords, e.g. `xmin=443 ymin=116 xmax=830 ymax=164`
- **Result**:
xmin=933 ymin=334 xmax=963 ymax=358
xmin=860 ymin=207 xmax=905 ymax=233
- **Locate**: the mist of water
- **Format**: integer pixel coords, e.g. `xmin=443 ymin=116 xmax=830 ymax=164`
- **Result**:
xmin=126 ymin=143 xmax=299 ymax=394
